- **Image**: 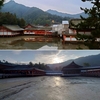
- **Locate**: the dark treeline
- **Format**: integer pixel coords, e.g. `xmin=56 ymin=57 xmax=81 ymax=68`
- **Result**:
xmin=0 ymin=60 xmax=51 ymax=71
xmin=0 ymin=0 xmax=4 ymax=9
xmin=0 ymin=12 xmax=26 ymax=27
xmin=0 ymin=12 xmax=71 ymax=26
xmin=25 ymin=12 xmax=71 ymax=25
xmin=25 ymin=13 xmax=71 ymax=25
xmin=28 ymin=62 xmax=50 ymax=71
xmin=73 ymin=0 xmax=100 ymax=49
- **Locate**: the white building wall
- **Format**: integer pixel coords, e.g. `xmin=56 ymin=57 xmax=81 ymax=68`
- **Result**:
xmin=0 ymin=32 xmax=3 ymax=35
xmin=69 ymin=29 xmax=77 ymax=34
xmin=3 ymin=32 xmax=8 ymax=35
xmin=69 ymin=29 xmax=73 ymax=34
xmin=0 ymin=32 xmax=21 ymax=35
xmin=65 ymin=37 xmax=77 ymax=41
xmin=52 ymin=21 xmax=70 ymax=35
xmin=24 ymin=31 xmax=35 ymax=34
xmin=52 ymin=24 xmax=64 ymax=35
xmin=8 ymin=32 xmax=12 ymax=35
xmin=97 ymin=38 xmax=100 ymax=42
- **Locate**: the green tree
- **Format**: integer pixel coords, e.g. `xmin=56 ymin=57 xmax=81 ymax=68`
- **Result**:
xmin=75 ymin=0 xmax=100 ymax=49
xmin=31 ymin=63 xmax=50 ymax=70
xmin=29 ymin=62 xmax=34 ymax=66
xmin=17 ymin=18 xmax=26 ymax=27
xmin=0 ymin=12 xmax=26 ymax=27
xmin=0 ymin=0 xmax=4 ymax=9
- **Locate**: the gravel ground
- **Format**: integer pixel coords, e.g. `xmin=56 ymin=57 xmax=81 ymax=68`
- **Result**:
xmin=0 ymin=76 xmax=100 ymax=100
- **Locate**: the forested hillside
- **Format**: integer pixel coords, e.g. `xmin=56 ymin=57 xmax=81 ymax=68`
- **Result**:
xmin=48 ymin=53 xmax=100 ymax=71
xmin=0 ymin=12 xmax=25 ymax=27
xmin=0 ymin=0 xmax=71 ymax=25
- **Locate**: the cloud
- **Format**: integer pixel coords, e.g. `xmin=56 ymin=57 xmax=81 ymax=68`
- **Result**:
xmin=38 ymin=50 xmax=60 ymax=55
xmin=30 ymin=50 xmax=65 ymax=64
xmin=12 ymin=50 xmax=22 ymax=55
xmin=0 ymin=50 xmax=99 ymax=64
xmin=32 ymin=55 xmax=52 ymax=64
xmin=5 ymin=57 xmax=17 ymax=63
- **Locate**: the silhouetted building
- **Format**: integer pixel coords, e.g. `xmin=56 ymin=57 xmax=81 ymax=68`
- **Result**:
xmin=62 ymin=61 xmax=82 ymax=76
xmin=0 ymin=62 xmax=45 ymax=77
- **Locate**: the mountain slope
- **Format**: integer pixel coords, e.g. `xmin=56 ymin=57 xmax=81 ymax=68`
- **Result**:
xmin=46 ymin=9 xmax=88 ymax=18
xmin=0 ymin=0 xmax=70 ymax=25
xmin=1 ymin=0 xmax=30 ymax=18
xmin=74 ymin=54 xmax=100 ymax=66
xmin=47 ymin=53 xmax=100 ymax=71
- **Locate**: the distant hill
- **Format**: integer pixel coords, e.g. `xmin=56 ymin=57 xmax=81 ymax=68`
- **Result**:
xmin=1 ymin=0 xmax=30 ymax=18
xmin=0 ymin=0 xmax=71 ymax=25
xmin=47 ymin=53 xmax=100 ymax=71
xmin=46 ymin=9 xmax=88 ymax=18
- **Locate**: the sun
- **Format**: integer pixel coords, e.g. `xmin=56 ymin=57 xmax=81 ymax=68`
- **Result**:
xmin=52 ymin=57 xmax=63 ymax=63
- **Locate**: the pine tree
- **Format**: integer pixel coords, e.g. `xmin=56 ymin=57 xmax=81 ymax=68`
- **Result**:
xmin=75 ymin=0 xmax=100 ymax=49
xmin=0 ymin=0 xmax=5 ymax=9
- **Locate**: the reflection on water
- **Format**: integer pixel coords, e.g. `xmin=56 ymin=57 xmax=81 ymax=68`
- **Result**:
xmin=0 ymin=36 xmax=88 ymax=49
xmin=0 ymin=76 xmax=100 ymax=100
xmin=54 ymin=77 xmax=62 ymax=86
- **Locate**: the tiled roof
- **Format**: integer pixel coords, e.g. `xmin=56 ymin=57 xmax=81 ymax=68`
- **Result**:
xmin=4 ymin=65 xmax=34 ymax=70
xmin=81 ymin=66 xmax=100 ymax=70
xmin=5 ymin=67 xmax=34 ymax=70
xmin=3 ymin=25 xmax=24 ymax=31
xmin=2 ymin=64 xmax=45 ymax=71
xmin=62 ymin=21 xmax=69 ymax=24
xmin=62 ymin=61 xmax=83 ymax=70
xmin=25 ymin=26 xmax=52 ymax=31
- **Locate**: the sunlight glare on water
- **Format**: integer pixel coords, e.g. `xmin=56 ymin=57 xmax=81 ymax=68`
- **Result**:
xmin=54 ymin=77 xmax=64 ymax=87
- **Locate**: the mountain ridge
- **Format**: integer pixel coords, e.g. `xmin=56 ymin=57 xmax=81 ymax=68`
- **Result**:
xmin=46 ymin=9 xmax=88 ymax=18
xmin=1 ymin=0 xmax=88 ymax=25
xmin=0 ymin=0 xmax=71 ymax=25
xmin=47 ymin=53 xmax=100 ymax=71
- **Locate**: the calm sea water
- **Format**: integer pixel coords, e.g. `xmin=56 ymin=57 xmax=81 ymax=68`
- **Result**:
xmin=0 ymin=76 xmax=100 ymax=100
xmin=0 ymin=36 xmax=88 ymax=49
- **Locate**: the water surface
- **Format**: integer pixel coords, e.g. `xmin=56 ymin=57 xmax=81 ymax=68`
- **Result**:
xmin=0 ymin=76 xmax=100 ymax=100
xmin=0 ymin=36 xmax=88 ymax=49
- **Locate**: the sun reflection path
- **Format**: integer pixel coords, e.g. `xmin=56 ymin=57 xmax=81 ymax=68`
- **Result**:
xmin=51 ymin=77 xmax=67 ymax=100
xmin=54 ymin=77 xmax=64 ymax=87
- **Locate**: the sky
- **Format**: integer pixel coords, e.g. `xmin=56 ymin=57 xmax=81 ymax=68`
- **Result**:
xmin=0 ymin=50 xmax=100 ymax=64
xmin=5 ymin=0 xmax=92 ymax=14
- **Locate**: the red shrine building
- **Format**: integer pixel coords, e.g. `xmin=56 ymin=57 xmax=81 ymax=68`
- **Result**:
xmin=62 ymin=61 xmax=82 ymax=76
xmin=0 ymin=62 xmax=46 ymax=78
xmin=24 ymin=24 xmax=52 ymax=35
xmin=62 ymin=19 xmax=92 ymax=42
xmin=0 ymin=24 xmax=53 ymax=36
xmin=0 ymin=25 xmax=24 ymax=36
xmin=62 ymin=61 xmax=100 ymax=77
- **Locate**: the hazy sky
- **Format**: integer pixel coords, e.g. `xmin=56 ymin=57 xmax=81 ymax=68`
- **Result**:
xmin=5 ymin=0 xmax=92 ymax=14
xmin=0 ymin=50 xmax=100 ymax=64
